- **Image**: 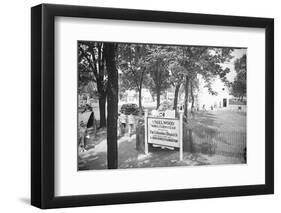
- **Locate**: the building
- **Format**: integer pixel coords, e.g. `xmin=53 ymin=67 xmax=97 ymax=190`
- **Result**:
xmin=120 ymin=88 xmax=154 ymax=106
xmin=196 ymin=74 xmax=246 ymax=111
xmin=197 ymin=75 xmax=230 ymax=110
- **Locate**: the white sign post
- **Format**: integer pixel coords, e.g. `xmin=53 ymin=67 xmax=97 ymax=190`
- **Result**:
xmin=144 ymin=111 xmax=183 ymax=161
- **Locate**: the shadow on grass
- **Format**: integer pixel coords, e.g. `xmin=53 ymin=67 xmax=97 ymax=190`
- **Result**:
xmin=78 ymin=151 xmax=107 ymax=170
xmin=188 ymin=111 xmax=246 ymax=159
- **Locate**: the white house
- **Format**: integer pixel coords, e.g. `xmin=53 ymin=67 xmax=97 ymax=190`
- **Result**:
xmin=197 ymin=75 xmax=230 ymax=110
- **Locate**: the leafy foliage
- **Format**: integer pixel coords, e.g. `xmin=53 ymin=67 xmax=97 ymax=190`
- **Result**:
xmin=78 ymin=41 xmax=108 ymax=127
xmin=231 ymin=54 xmax=247 ymax=99
xmin=146 ymin=45 xmax=171 ymax=103
xmin=118 ymin=44 xmax=149 ymax=91
xmin=117 ymin=44 xmax=150 ymax=109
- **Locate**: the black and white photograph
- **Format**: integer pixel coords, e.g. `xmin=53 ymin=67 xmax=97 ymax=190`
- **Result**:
xmin=28 ymin=2 xmax=274 ymax=209
xmin=77 ymin=41 xmax=247 ymax=170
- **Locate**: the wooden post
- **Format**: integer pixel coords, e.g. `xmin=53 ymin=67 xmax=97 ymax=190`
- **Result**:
xmin=179 ymin=111 xmax=183 ymax=161
xmin=144 ymin=110 xmax=148 ymax=155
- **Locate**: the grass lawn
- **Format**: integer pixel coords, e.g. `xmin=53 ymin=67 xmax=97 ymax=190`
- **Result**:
xmin=190 ymin=110 xmax=246 ymax=163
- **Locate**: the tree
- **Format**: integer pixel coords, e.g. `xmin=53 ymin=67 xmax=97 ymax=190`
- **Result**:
xmin=179 ymin=47 xmax=233 ymax=118
xmin=231 ymin=54 xmax=247 ymax=100
xmin=104 ymin=43 xmax=118 ymax=169
xmin=78 ymin=63 xmax=97 ymax=97
xmin=146 ymin=45 xmax=171 ymax=109
xmin=78 ymin=41 xmax=107 ymax=128
xmin=168 ymin=61 xmax=186 ymax=114
xmin=190 ymin=78 xmax=200 ymax=108
xmin=118 ymin=44 xmax=149 ymax=110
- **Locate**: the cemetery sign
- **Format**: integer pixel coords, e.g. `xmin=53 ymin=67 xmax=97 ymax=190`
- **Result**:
xmin=144 ymin=111 xmax=183 ymax=160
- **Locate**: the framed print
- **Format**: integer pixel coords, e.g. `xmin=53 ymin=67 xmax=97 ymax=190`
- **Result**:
xmin=31 ymin=3 xmax=274 ymax=209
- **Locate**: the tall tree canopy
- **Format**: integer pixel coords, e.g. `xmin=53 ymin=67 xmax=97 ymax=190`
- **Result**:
xmin=118 ymin=44 xmax=149 ymax=109
xmin=231 ymin=54 xmax=247 ymax=100
xmin=146 ymin=45 xmax=171 ymax=109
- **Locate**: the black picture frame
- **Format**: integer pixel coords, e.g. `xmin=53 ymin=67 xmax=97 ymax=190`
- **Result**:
xmin=31 ymin=3 xmax=274 ymax=209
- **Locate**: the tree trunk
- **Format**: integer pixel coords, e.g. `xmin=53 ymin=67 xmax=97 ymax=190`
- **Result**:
xmin=184 ymin=76 xmax=189 ymax=119
xmin=138 ymin=69 xmax=145 ymax=111
xmin=99 ymin=96 xmax=106 ymax=128
xmin=152 ymin=95 xmax=155 ymax=102
xmin=138 ymin=87 xmax=142 ymax=110
xmin=156 ymin=88 xmax=161 ymax=109
xmin=173 ymin=84 xmax=180 ymax=115
xmin=97 ymin=76 xmax=107 ymax=128
xmin=104 ymin=43 xmax=118 ymax=169
xmin=190 ymin=81 xmax=194 ymax=108
xmin=156 ymin=62 xmax=161 ymax=109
